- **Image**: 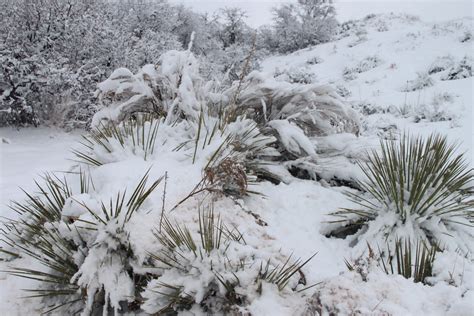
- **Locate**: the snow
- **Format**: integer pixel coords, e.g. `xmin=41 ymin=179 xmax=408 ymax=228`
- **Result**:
xmin=268 ymin=120 xmax=317 ymax=156
xmin=1 ymin=13 xmax=473 ymax=316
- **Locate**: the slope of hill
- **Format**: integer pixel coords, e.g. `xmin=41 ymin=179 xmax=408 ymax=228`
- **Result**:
xmin=262 ymin=13 xmax=473 ymax=161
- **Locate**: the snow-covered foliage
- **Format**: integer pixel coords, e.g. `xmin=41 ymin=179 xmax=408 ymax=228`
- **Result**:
xmin=330 ymin=134 xmax=473 ymax=253
xmin=274 ymin=66 xmax=318 ymax=84
xmin=1 ymin=11 xmax=473 ymax=316
xmin=0 ymin=0 xmax=340 ymax=128
xmin=402 ymin=72 xmax=435 ymax=92
xmin=441 ymin=56 xmax=473 ymax=81
xmin=225 ymin=72 xmax=360 ymax=137
xmin=343 ymin=55 xmax=383 ymax=81
xmin=93 ymin=48 xmax=206 ymax=126
xmin=267 ymin=0 xmax=338 ymax=53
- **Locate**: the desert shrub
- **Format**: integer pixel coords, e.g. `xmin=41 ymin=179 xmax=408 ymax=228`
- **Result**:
xmin=441 ymin=56 xmax=472 ymax=81
xmin=274 ymin=67 xmax=317 ymax=84
xmin=2 ymin=171 xmax=163 ymax=314
xmin=306 ymin=56 xmax=323 ymax=65
xmin=375 ymin=20 xmax=389 ymax=32
xmin=343 ymin=55 xmax=382 ymax=80
xmin=460 ymin=31 xmax=472 ymax=43
xmin=330 ymin=133 xmax=473 ymax=250
xmin=73 ymin=114 xmax=162 ymax=166
xmin=428 ymin=55 xmax=455 ymax=75
xmin=336 ymin=85 xmax=352 ymax=98
xmin=347 ymin=27 xmax=368 ymax=47
xmin=402 ymin=72 xmax=434 ymax=91
xmin=142 ymin=208 xmax=314 ymax=314
xmin=379 ymin=238 xmax=438 ymax=284
xmin=344 ymin=238 xmax=439 ymax=285
xmin=415 ymin=92 xmax=456 ymax=122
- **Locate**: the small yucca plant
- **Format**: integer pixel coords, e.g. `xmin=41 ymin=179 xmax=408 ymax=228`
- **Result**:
xmin=379 ymin=238 xmax=438 ymax=284
xmin=332 ymin=133 xmax=473 ymax=245
xmin=143 ymin=207 xmax=313 ymax=314
xmin=73 ymin=114 xmax=161 ymax=166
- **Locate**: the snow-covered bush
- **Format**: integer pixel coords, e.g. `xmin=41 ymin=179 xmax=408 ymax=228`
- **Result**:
xmin=2 ymin=171 xmax=163 ymax=314
xmin=428 ymin=55 xmax=455 ymax=75
xmin=142 ymin=208 xmax=313 ymax=314
xmin=402 ymin=72 xmax=435 ymax=91
xmin=73 ymin=115 xmax=162 ymax=166
xmin=225 ymin=72 xmax=360 ymax=137
xmin=176 ymin=115 xmax=280 ymax=197
xmin=441 ymin=56 xmax=472 ymax=81
xmin=343 ymin=55 xmax=382 ymax=80
xmin=271 ymin=0 xmax=338 ymax=53
xmin=347 ymin=27 xmax=368 ymax=47
xmin=274 ymin=67 xmax=317 ymax=84
xmin=72 ymin=172 xmax=163 ymax=314
xmin=93 ymin=48 xmax=207 ymax=126
xmin=306 ymin=56 xmax=323 ymax=65
xmin=91 ymin=49 xmax=359 ymax=185
xmin=460 ymin=31 xmax=472 ymax=43
xmin=336 ymin=85 xmax=352 ymax=98
xmin=415 ymin=92 xmax=457 ymax=122
xmin=330 ymin=134 xmax=474 ymax=252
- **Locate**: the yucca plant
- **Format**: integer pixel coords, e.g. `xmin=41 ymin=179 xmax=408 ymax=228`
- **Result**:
xmin=8 ymin=171 xmax=91 ymax=224
xmin=70 ymin=170 xmax=164 ymax=314
xmin=1 ymin=221 xmax=85 ymax=314
xmin=172 ymin=113 xmax=278 ymax=204
xmin=77 ymin=169 xmax=163 ymax=227
xmin=73 ymin=114 xmax=161 ymax=166
xmin=379 ymin=238 xmax=439 ymax=284
xmin=332 ymin=133 xmax=473 ymax=245
xmin=143 ymin=206 xmax=313 ymax=314
xmin=1 ymin=170 xmax=163 ymax=314
xmin=257 ymin=253 xmax=316 ymax=292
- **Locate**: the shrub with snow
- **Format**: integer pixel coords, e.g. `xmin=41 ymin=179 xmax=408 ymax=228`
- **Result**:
xmin=415 ymin=92 xmax=457 ymax=122
xmin=343 ymin=55 xmax=383 ymax=80
xmin=274 ymin=67 xmax=317 ymax=84
xmin=441 ymin=56 xmax=473 ymax=81
xmin=428 ymin=55 xmax=455 ymax=75
xmin=402 ymin=72 xmax=435 ymax=92
xmin=2 ymin=171 xmax=163 ymax=314
xmin=329 ymin=133 xmax=474 ymax=252
xmin=306 ymin=56 xmax=323 ymax=65
xmin=142 ymin=208 xmax=313 ymax=314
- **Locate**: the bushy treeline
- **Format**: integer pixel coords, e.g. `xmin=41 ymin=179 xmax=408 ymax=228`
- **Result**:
xmin=0 ymin=0 xmax=337 ymax=128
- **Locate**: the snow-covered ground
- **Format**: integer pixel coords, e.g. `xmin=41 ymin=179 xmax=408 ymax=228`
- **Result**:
xmin=0 ymin=14 xmax=473 ymax=315
xmin=262 ymin=14 xmax=473 ymax=162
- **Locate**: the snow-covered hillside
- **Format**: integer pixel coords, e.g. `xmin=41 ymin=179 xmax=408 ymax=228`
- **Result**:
xmin=263 ymin=14 xmax=473 ymax=160
xmin=0 ymin=14 xmax=473 ymax=315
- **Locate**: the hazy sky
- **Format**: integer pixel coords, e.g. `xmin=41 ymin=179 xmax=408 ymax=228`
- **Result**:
xmin=170 ymin=0 xmax=473 ymax=27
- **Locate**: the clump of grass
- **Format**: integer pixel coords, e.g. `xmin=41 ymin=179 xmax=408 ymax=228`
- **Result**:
xmin=379 ymin=238 xmax=438 ymax=284
xmin=332 ymin=133 xmax=473 ymax=245
xmin=73 ymin=114 xmax=161 ymax=166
